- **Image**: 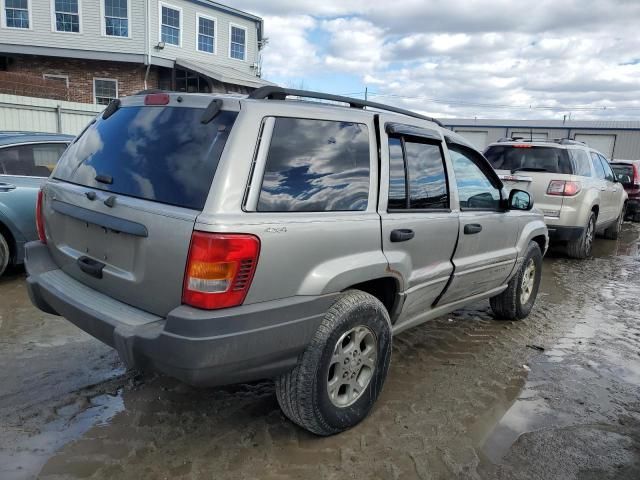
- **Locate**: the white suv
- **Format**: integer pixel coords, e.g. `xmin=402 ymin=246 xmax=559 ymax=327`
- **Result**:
xmin=485 ymin=139 xmax=627 ymax=259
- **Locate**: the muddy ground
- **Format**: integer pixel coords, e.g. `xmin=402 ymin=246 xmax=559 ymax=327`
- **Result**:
xmin=1 ymin=224 xmax=639 ymax=480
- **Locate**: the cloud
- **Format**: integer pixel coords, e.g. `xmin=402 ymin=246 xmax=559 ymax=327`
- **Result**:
xmin=233 ymin=0 xmax=640 ymax=119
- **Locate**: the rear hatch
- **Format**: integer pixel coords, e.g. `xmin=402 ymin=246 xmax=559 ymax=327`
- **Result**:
xmin=610 ymin=162 xmax=640 ymax=199
xmin=42 ymin=94 xmax=238 ymax=316
xmin=485 ymin=144 xmax=575 ymax=218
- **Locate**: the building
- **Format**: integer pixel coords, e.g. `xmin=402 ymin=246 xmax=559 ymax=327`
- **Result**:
xmin=0 ymin=0 xmax=273 ymax=105
xmin=442 ymin=118 xmax=640 ymax=160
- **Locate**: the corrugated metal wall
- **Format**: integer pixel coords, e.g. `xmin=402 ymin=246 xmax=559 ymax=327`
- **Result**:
xmin=447 ymin=125 xmax=640 ymax=160
xmin=0 ymin=94 xmax=102 ymax=135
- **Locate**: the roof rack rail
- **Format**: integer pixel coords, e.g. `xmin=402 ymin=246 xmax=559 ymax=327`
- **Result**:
xmin=558 ymin=138 xmax=587 ymax=146
xmin=496 ymin=137 xmax=588 ymax=146
xmin=248 ymin=86 xmax=444 ymax=127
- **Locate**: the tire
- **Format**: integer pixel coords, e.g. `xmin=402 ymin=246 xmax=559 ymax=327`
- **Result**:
xmin=275 ymin=290 xmax=392 ymax=436
xmin=603 ymin=205 xmax=626 ymax=240
xmin=0 ymin=231 xmax=10 ymax=277
xmin=566 ymin=212 xmax=596 ymax=259
xmin=634 ymin=212 xmax=640 ymax=223
xmin=490 ymin=241 xmax=542 ymax=321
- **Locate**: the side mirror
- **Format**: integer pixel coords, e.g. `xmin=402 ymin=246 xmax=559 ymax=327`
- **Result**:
xmin=508 ymin=189 xmax=533 ymax=211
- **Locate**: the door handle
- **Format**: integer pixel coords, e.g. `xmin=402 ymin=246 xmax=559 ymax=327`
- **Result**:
xmin=390 ymin=229 xmax=415 ymax=242
xmin=464 ymin=223 xmax=483 ymax=235
xmin=0 ymin=183 xmax=16 ymax=192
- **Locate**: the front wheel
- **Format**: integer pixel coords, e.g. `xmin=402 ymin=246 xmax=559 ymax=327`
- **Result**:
xmin=490 ymin=241 xmax=542 ymax=321
xmin=275 ymin=290 xmax=392 ymax=436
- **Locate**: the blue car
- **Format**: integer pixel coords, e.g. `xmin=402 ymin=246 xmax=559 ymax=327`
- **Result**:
xmin=0 ymin=132 xmax=73 ymax=276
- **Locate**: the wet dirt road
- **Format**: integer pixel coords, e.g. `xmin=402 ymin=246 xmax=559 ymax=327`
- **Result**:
xmin=1 ymin=224 xmax=639 ymax=479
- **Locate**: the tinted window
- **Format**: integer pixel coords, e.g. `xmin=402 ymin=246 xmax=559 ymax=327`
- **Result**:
xmin=568 ymin=149 xmax=592 ymax=177
xmin=611 ymin=164 xmax=633 ymax=183
xmin=388 ymin=137 xmax=407 ymax=209
xmin=0 ymin=143 xmax=68 ymax=177
xmin=404 ymin=141 xmax=448 ymax=209
xmin=450 ymin=146 xmax=501 ymax=210
xmin=54 ymin=106 xmax=237 ymax=210
xmin=590 ymin=152 xmax=606 ymax=179
xmin=258 ymin=118 xmax=369 ymax=212
xmin=485 ymin=145 xmax=573 ymax=174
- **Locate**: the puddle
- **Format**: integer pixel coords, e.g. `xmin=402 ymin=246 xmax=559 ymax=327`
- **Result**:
xmin=0 ymin=390 xmax=125 ymax=480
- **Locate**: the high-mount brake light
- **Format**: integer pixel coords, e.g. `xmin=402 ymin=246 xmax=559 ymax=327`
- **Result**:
xmin=144 ymin=93 xmax=170 ymax=105
xmin=547 ymin=180 xmax=581 ymax=196
xmin=513 ymin=144 xmax=533 ymax=148
xmin=182 ymin=232 xmax=260 ymax=310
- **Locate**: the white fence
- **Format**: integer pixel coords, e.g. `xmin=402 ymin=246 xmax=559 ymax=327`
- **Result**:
xmin=0 ymin=94 xmax=104 ymax=135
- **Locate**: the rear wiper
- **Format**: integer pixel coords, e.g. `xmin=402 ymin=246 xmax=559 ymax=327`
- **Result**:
xmin=511 ymin=167 xmax=548 ymax=173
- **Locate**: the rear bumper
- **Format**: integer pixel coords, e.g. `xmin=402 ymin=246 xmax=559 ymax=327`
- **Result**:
xmin=547 ymin=226 xmax=584 ymax=242
xmin=25 ymin=241 xmax=335 ymax=386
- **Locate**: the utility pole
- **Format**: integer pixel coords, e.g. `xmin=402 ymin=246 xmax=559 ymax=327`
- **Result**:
xmin=365 ymin=86 xmax=368 ymax=102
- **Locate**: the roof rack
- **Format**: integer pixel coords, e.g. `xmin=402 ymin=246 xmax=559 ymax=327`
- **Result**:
xmin=248 ymin=86 xmax=444 ymax=127
xmin=496 ymin=137 xmax=587 ymax=146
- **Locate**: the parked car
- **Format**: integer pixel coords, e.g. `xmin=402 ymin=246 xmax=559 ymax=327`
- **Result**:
xmin=0 ymin=132 xmax=73 ymax=276
xmin=609 ymin=160 xmax=640 ymax=222
xmin=25 ymin=88 xmax=547 ymax=435
xmin=485 ymin=138 xmax=627 ymax=259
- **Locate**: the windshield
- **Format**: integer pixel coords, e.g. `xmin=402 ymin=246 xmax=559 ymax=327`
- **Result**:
xmin=54 ymin=106 xmax=237 ymax=210
xmin=485 ymin=145 xmax=573 ymax=174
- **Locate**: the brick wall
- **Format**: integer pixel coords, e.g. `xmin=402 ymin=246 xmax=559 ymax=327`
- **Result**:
xmin=4 ymin=54 xmax=161 ymax=104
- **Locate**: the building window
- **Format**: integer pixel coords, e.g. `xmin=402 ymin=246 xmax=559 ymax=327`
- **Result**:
xmin=5 ymin=0 xmax=30 ymax=29
xmin=104 ymin=0 xmax=128 ymax=37
xmin=160 ymin=3 xmax=180 ymax=46
xmin=197 ymin=14 xmax=215 ymax=54
xmin=229 ymin=25 xmax=246 ymax=60
xmin=54 ymin=0 xmax=80 ymax=33
xmin=94 ymin=78 xmax=118 ymax=105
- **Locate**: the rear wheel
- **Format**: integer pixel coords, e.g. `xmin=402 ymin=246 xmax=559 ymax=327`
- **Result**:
xmin=603 ymin=205 xmax=626 ymax=240
xmin=566 ymin=212 xmax=596 ymax=259
xmin=0 ymin=231 xmax=9 ymax=277
xmin=275 ymin=290 xmax=392 ymax=436
xmin=490 ymin=241 xmax=542 ymax=321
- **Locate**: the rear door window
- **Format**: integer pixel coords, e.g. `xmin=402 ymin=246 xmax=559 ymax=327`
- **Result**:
xmin=568 ymin=149 xmax=592 ymax=177
xmin=257 ymin=117 xmax=370 ymax=212
xmin=485 ymin=145 xmax=573 ymax=174
xmin=54 ymin=106 xmax=237 ymax=210
xmin=387 ymin=136 xmax=448 ymax=210
xmin=0 ymin=143 xmax=68 ymax=177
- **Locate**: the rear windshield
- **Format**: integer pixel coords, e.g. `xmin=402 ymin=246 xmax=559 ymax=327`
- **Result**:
xmin=485 ymin=145 xmax=573 ymax=174
xmin=54 ymin=106 xmax=237 ymax=210
xmin=611 ymin=164 xmax=633 ymax=180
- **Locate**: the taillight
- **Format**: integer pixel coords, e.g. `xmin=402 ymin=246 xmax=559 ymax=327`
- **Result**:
xmin=633 ymin=164 xmax=640 ymax=188
xmin=547 ymin=180 xmax=581 ymax=196
xmin=36 ymin=188 xmax=46 ymax=243
xmin=182 ymin=232 xmax=260 ymax=310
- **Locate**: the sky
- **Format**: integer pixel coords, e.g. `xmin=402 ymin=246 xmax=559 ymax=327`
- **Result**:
xmin=231 ymin=0 xmax=640 ymax=120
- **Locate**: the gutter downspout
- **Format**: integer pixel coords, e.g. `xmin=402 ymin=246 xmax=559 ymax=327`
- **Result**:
xmin=143 ymin=0 xmax=151 ymax=89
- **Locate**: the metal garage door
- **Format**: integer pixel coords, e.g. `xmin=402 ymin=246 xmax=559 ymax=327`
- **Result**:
xmin=512 ymin=131 xmax=549 ymax=142
xmin=455 ymin=130 xmax=488 ymax=150
xmin=574 ymin=134 xmax=615 ymax=158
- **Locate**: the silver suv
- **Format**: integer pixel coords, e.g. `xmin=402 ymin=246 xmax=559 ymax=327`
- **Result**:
xmin=485 ymin=139 xmax=627 ymax=259
xmin=25 ymin=88 xmax=547 ymax=435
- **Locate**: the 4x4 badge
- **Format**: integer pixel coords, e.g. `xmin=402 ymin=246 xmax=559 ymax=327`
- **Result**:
xmin=264 ymin=227 xmax=287 ymax=233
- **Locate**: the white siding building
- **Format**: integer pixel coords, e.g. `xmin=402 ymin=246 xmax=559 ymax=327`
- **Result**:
xmin=0 ymin=0 xmax=272 ymax=104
